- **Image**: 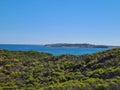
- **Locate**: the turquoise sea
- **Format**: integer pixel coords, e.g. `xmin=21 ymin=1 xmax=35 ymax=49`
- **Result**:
xmin=0 ymin=44 xmax=109 ymax=56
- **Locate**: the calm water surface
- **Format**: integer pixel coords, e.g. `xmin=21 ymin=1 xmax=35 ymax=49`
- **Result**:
xmin=0 ymin=44 xmax=109 ymax=56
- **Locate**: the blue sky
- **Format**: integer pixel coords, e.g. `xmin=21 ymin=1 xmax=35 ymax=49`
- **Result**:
xmin=0 ymin=0 xmax=120 ymax=45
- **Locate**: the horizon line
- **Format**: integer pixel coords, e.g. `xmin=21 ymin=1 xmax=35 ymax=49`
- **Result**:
xmin=0 ymin=43 xmax=119 ymax=46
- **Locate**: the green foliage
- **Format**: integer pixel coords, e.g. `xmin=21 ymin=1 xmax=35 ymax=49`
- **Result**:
xmin=0 ymin=48 xmax=120 ymax=90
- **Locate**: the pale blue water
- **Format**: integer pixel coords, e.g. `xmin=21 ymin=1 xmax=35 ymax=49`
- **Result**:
xmin=0 ymin=44 xmax=109 ymax=56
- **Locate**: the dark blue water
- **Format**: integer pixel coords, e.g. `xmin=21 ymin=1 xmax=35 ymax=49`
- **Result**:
xmin=0 ymin=44 xmax=109 ymax=56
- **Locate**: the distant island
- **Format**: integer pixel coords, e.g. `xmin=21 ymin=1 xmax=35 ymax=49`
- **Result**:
xmin=45 ymin=43 xmax=120 ymax=48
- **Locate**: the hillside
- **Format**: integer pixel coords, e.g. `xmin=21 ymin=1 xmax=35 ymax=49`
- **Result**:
xmin=0 ymin=49 xmax=120 ymax=90
xmin=45 ymin=43 xmax=120 ymax=48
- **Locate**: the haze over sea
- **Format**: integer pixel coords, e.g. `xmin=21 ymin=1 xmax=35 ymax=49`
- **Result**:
xmin=0 ymin=44 xmax=109 ymax=56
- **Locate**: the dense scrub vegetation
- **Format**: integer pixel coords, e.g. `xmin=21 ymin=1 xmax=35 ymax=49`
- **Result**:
xmin=0 ymin=48 xmax=120 ymax=90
